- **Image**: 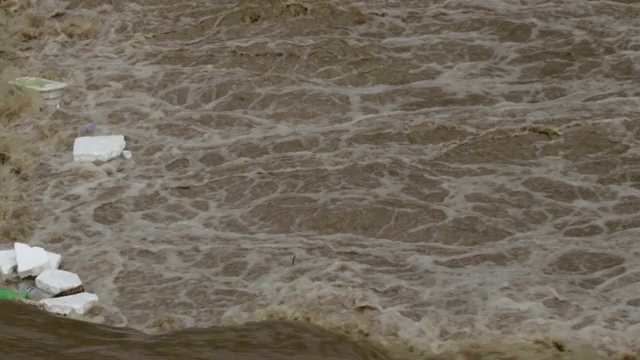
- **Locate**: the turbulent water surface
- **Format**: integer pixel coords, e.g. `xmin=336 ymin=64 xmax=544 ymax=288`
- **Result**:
xmin=2 ymin=0 xmax=640 ymax=358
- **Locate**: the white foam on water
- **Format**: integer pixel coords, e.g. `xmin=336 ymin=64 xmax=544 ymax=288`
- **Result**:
xmin=14 ymin=0 xmax=640 ymax=357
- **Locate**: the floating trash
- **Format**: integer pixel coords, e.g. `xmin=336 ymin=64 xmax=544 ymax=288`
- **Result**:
xmin=0 ymin=242 xmax=99 ymax=316
xmin=73 ymin=135 xmax=127 ymax=162
xmin=9 ymin=77 xmax=68 ymax=108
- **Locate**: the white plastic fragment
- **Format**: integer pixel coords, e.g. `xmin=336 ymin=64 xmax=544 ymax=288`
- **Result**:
xmin=0 ymin=250 xmax=17 ymax=276
xmin=41 ymin=293 xmax=99 ymax=316
xmin=120 ymin=150 xmax=132 ymax=159
xmin=36 ymin=269 xmax=82 ymax=295
xmin=73 ymin=135 xmax=126 ymax=162
xmin=15 ymin=243 xmax=51 ymax=278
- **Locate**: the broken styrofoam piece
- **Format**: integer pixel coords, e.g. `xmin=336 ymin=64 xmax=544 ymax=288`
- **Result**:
xmin=41 ymin=292 xmax=99 ymax=316
xmin=36 ymin=269 xmax=82 ymax=295
xmin=0 ymin=248 xmax=61 ymax=277
xmin=0 ymin=250 xmax=17 ymax=276
xmin=48 ymin=252 xmax=62 ymax=270
xmin=73 ymin=135 xmax=126 ymax=162
xmin=15 ymin=243 xmax=51 ymax=278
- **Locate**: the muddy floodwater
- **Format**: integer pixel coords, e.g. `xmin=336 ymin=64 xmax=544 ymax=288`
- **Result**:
xmin=1 ymin=0 xmax=639 ymax=359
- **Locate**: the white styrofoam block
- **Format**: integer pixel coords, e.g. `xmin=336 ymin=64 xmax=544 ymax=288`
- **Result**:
xmin=0 ymin=250 xmax=17 ymax=276
xmin=47 ymin=251 xmax=62 ymax=270
xmin=0 ymin=248 xmax=59 ymax=276
xmin=73 ymin=135 xmax=126 ymax=162
xmin=15 ymin=243 xmax=51 ymax=278
xmin=36 ymin=269 xmax=83 ymax=295
xmin=42 ymin=293 xmax=99 ymax=316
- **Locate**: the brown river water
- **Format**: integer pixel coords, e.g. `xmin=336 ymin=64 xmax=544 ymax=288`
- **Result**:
xmin=1 ymin=0 xmax=640 ymax=359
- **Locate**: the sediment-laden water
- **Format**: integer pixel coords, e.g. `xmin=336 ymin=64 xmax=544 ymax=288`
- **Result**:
xmin=1 ymin=0 xmax=639 ymax=359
